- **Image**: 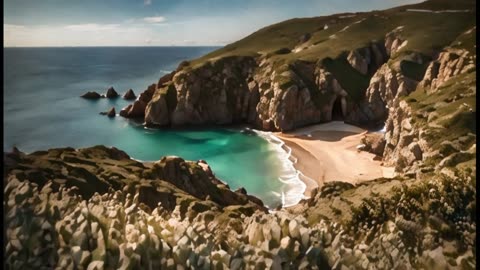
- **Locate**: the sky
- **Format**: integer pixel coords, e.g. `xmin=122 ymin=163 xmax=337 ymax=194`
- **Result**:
xmin=4 ymin=0 xmax=422 ymax=47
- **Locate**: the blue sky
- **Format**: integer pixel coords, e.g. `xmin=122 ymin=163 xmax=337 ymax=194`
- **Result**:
xmin=4 ymin=0 xmax=421 ymax=47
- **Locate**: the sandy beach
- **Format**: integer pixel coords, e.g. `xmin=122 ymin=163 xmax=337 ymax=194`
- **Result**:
xmin=276 ymin=121 xmax=395 ymax=197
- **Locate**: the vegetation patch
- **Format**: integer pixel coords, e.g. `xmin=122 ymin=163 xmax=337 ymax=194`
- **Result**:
xmin=321 ymin=55 xmax=370 ymax=102
xmin=400 ymin=59 xmax=430 ymax=81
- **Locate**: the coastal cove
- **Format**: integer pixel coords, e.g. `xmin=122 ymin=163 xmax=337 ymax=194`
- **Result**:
xmin=4 ymin=47 xmax=306 ymax=208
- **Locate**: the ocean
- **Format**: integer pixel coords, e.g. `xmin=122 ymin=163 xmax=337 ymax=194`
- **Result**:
xmin=3 ymin=47 xmax=305 ymax=208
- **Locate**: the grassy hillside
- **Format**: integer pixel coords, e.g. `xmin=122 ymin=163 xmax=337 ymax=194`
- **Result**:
xmin=189 ymin=0 xmax=475 ymax=68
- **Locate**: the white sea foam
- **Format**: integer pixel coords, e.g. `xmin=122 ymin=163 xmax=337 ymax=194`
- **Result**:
xmin=249 ymin=128 xmax=317 ymax=208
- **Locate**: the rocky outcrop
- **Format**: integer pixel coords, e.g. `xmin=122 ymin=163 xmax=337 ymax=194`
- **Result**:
xmin=382 ymin=100 xmax=425 ymax=171
xmin=120 ymin=84 xmax=157 ymax=118
xmin=349 ymin=64 xmax=418 ymax=125
xmin=360 ymin=132 xmax=386 ymax=157
xmin=105 ymin=87 xmax=119 ymax=98
xmin=252 ymin=60 xmax=329 ymax=131
xmin=4 ymin=146 xmax=475 ymax=269
xmin=143 ymin=55 xmax=363 ymax=131
xmin=81 ymin=91 xmax=102 ymax=99
xmin=100 ymin=107 xmax=116 ymax=117
xmin=384 ymin=27 xmax=408 ymax=56
xmin=123 ymin=89 xmax=136 ymax=100
xmin=3 ymin=146 xmax=266 ymax=212
xmin=345 ymin=26 xmax=420 ymax=126
xmin=420 ymin=49 xmax=475 ymax=91
xmin=346 ymin=41 xmax=387 ymax=75
xmin=107 ymin=107 xmax=116 ymax=117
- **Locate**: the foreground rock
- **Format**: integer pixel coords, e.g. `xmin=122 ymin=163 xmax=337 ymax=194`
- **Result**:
xmin=123 ymin=89 xmax=136 ymax=100
xmin=3 ymin=142 xmax=475 ymax=269
xmin=81 ymin=91 xmax=102 ymax=99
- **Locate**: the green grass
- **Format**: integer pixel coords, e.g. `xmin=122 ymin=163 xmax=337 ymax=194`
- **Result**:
xmin=450 ymin=26 xmax=476 ymax=54
xmin=189 ymin=0 xmax=474 ymax=70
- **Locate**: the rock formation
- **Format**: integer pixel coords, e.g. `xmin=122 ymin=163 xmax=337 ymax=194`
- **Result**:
xmin=120 ymin=84 xmax=156 ymax=119
xmin=106 ymin=87 xmax=119 ymax=98
xmin=123 ymin=24 xmax=432 ymax=131
xmin=80 ymin=91 xmax=102 ymax=99
xmin=123 ymin=89 xmax=136 ymax=100
xmin=107 ymin=107 xmax=116 ymax=117
xmin=420 ymin=49 xmax=475 ymax=91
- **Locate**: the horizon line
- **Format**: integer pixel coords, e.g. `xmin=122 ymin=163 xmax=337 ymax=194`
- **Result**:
xmin=3 ymin=45 xmax=224 ymax=48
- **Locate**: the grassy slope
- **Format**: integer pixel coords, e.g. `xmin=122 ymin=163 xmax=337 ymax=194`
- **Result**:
xmin=190 ymin=0 xmax=475 ymax=68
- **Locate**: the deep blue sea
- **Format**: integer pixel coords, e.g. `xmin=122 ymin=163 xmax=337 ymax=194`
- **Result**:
xmin=3 ymin=47 xmax=305 ymax=207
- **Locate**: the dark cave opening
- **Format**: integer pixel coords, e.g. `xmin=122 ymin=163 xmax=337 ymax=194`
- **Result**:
xmin=332 ymin=97 xmax=344 ymax=121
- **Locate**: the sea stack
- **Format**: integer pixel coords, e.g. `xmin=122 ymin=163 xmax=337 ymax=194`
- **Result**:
xmin=100 ymin=107 xmax=116 ymax=117
xmin=106 ymin=87 xmax=119 ymax=98
xmin=80 ymin=91 xmax=102 ymax=99
xmin=107 ymin=107 xmax=116 ymax=117
xmin=123 ymin=89 xmax=136 ymax=100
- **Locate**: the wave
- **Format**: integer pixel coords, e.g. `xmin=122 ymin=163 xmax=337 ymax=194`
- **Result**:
xmin=248 ymin=128 xmax=316 ymax=208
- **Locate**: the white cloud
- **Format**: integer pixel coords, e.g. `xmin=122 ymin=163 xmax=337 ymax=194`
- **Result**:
xmin=144 ymin=0 xmax=152 ymax=5
xmin=64 ymin=24 xmax=120 ymax=31
xmin=4 ymin=24 xmax=26 ymax=31
xmin=143 ymin=16 xmax=166 ymax=23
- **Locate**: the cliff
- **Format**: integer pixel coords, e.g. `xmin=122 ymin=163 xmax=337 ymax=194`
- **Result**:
xmin=119 ymin=0 xmax=475 ymax=132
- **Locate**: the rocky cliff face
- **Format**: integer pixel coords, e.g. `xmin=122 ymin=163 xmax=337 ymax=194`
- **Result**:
xmin=350 ymin=63 xmax=418 ymax=125
xmin=382 ymin=100 xmax=425 ymax=172
xmin=142 ymin=56 xmax=353 ymax=131
xmin=420 ymin=49 xmax=475 ymax=92
xmin=346 ymin=41 xmax=387 ymax=76
xmin=381 ymin=47 xmax=476 ymax=175
xmin=128 ymin=27 xmax=426 ymax=131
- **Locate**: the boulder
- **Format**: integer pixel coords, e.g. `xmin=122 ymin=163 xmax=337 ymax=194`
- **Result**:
xmin=107 ymin=107 xmax=116 ymax=117
xmin=106 ymin=87 xmax=119 ymax=98
xmin=123 ymin=89 xmax=136 ymax=100
xmin=119 ymin=100 xmax=146 ymax=119
xmin=360 ymin=133 xmax=386 ymax=156
xmin=81 ymin=91 xmax=102 ymax=99
xmin=120 ymin=105 xmax=133 ymax=117
xmin=101 ymin=107 xmax=116 ymax=117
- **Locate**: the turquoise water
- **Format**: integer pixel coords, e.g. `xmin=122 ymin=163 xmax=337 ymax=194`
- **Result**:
xmin=4 ymin=47 xmax=304 ymax=207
